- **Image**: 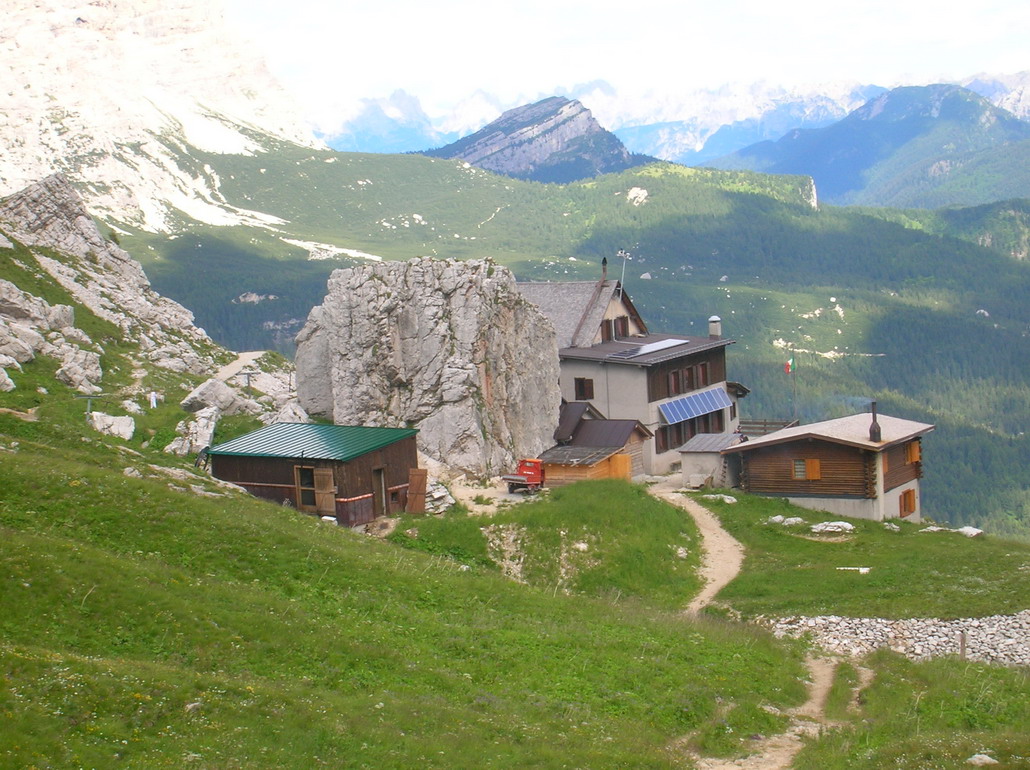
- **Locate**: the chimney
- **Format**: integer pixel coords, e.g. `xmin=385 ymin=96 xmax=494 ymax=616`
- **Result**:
xmin=601 ymin=256 xmax=608 ymax=282
xmin=869 ymin=401 xmax=882 ymax=443
xmin=708 ymin=315 xmax=722 ymax=339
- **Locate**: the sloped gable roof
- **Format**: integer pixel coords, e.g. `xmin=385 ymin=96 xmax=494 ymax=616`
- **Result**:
xmin=207 ymin=422 xmax=418 ymax=462
xmin=517 ymin=279 xmax=645 ymax=348
xmin=722 ymin=413 xmax=934 ymax=454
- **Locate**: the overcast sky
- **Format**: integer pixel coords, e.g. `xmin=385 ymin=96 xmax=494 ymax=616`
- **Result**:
xmin=224 ymin=0 xmax=1029 ymax=130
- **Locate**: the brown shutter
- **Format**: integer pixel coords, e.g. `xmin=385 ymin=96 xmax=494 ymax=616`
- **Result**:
xmin=806 ymin=459 xmax=822 ymax=480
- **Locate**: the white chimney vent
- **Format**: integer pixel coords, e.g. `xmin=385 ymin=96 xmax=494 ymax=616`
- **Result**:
xmin=708 ymin=315 xmax=722 ymax=339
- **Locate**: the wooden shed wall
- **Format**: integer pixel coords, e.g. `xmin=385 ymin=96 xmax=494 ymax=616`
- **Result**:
xmin=209 ymin=435 xmax=419 ymax=527
xmin=740 ymin=439 xmax=875 ymax=498
xmin=544 ymin=453 xmax=633 ymax=487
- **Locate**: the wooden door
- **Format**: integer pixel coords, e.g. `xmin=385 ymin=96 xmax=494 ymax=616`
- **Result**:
xmin=314 ymin=467 xmax=337 ymax=516
xmin=372 ymin=467 xmax=387 ymax=517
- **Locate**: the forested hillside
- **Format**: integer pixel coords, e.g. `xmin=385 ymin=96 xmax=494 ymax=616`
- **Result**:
xmin=117 ymin=150 xmax=1030 ymax=538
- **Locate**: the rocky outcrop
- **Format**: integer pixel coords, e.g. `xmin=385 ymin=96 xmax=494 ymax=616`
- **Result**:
xmin=1 ymin=0 xmax=319 ymax=231
xmin=0 ymin=175 xmax=217 ymax=382
xmin=424 ymin=97 xmax=651 ymax=183
xmin=295 ymin=258 xmax=561 ymax=476
xmin=0 ymin=175 xmax=305 ymax=451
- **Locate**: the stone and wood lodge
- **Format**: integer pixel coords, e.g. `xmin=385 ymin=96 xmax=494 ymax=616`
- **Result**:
xmin=518 ymin=264 xmax=745 ymax=475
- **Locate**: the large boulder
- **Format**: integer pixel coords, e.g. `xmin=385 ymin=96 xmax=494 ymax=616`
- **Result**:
xmin=295 ymin=258 xmax=561 ymax=476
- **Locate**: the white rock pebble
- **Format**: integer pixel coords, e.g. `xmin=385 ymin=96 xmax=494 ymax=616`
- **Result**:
xmin=764 ymin=610 xmax=1030 ymax=666
xmin=810 ymin=520 xmax=855 ymax=534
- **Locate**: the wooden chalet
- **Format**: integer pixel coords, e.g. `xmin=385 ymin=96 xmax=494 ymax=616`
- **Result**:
xmin=206 ymin=422 xmax=419 ymax=527
xmin=722 ymin=407 xmax=934 ymax=522
xmin=518 ymin=260 xmax=746 ymax=475
xmin=539 ymin=401 xmax=652 ymax=486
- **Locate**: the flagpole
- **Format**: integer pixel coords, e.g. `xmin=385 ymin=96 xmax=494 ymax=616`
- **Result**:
xmin=792 ymin=352 xmax=798 ymax=422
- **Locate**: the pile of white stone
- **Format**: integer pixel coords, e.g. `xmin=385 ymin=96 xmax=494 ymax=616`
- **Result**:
xmin=764 ymin=610 xmax=1030 ymax=666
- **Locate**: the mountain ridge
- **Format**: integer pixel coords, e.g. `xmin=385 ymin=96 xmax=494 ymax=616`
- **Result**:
xmin=422 ymin=96 xmax=655 ymax=183
xmin=706 ymin=84 xmax=1030 ymax=207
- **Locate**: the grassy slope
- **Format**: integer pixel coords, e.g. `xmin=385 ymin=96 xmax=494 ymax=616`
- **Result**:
xmin=0 ymin=401 xmax=808 ymax=767
xmin=683 ymin=492 xmax=1030 ymax=619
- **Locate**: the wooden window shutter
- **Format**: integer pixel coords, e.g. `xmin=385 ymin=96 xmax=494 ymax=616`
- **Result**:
xmin=805 ymin=459 xmax=822 ymax=480
xmin=907 ymin=441 xmax=921 ymax=464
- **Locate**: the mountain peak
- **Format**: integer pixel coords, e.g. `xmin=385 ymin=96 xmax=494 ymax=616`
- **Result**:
xmin=423 ymin=97 xmax=652 ymax=183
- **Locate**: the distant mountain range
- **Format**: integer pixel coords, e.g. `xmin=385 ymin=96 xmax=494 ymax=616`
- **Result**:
xmin=705 ymin=84 xmax=1030 ymax=208
xmin=422 ymin=97 xmax=655 ymax=183
xmin=322 ymin=74 xmax=1030 ymax=166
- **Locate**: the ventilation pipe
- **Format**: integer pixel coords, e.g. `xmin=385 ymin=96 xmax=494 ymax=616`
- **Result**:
xmin=869 ymin=401 xmax=882 ymax=442
xmin=708 ymin=315 xmax=722 ymax=339
xmin=601 ymin=256 xmax=608 ymax=282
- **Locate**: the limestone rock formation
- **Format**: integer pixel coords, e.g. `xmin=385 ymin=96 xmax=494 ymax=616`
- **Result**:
xmin=424 ymin=97 xmax=651 ymax=183
xmin=0 ymin=175 xmax=217 ymax=382
xmin=295 ymin=258 xmax=561 ymax=476
xmin=1 ymin=0 xmax=320 ymax=231
xmin=0 ymin=175 xmax=306 ymax=452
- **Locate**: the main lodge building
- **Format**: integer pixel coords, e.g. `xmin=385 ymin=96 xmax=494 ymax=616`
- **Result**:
xmin=518 ymin=261 xmax=746 ymax=475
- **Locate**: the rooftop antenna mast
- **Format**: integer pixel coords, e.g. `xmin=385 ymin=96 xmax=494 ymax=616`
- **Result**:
xmin=616 ymin=248 xmax=630 ymax=299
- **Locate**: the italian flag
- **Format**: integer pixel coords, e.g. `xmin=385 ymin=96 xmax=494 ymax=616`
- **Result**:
xmin=784 ymin=356 xmax=795 ymax=374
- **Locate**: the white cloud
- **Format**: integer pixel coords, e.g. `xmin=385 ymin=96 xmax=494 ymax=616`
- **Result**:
xmin=223 ymin=0 xmax=1030 ymax=125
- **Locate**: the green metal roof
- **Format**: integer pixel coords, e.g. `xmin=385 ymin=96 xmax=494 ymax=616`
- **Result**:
xmin=206 ymin=422 xmax=418 ymax=462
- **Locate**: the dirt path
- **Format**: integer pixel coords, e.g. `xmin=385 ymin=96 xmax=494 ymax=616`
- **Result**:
xmin=216 ymin=351 xmax=265 ymax=382
xmin=0 ymin=406 xmax=38 ymax=422
xmin=647 ymin=479 xmax=745 ymax=614
xmin=646 ymin=481 xmax=848 ymax=769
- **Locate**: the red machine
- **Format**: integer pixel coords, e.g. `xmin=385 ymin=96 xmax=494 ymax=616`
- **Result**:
xmin=502 ymin=458 xmax=545 ymax=494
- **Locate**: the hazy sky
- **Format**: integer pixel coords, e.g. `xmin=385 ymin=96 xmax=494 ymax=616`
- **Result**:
xmin=224 ymin=0 xmax=1029 ymax=130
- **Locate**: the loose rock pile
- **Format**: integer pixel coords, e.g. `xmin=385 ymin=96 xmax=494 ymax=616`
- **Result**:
xmin=765 ymin=610 xmax=1030 ymax=666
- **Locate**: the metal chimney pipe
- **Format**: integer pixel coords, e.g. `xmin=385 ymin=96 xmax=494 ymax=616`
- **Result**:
xmin=869 ymin=401 xmax=882 ymax=442
xmin=708 ymin=315 xmax=722 ymax=339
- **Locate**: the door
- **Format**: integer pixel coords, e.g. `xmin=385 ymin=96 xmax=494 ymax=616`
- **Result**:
xmin=372 ymin=467 xmax=387 ymax=517
xmin=314 ymin=467 xmax=337 ymax=517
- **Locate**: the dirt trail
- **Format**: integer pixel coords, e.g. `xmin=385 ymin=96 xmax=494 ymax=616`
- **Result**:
xmin=216 ymin=351 xmax=265 ymax=381
xmin=647 ymin=481 xmax=852 ymax=769
xmin=647 ymin=479 xmax=745 ymax=614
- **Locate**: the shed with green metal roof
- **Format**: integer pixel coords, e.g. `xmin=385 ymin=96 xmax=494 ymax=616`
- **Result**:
xmin=207 ymin=423 xmax=420 ymax=526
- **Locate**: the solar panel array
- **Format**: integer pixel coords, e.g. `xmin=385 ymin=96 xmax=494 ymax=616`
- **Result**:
xmin=658 ymin=388 xmax=733 ymax=424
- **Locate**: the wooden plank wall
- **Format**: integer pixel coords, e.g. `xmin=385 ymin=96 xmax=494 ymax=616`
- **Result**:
xmin=883 ymin=441 xmax=921 ymax=492
xmin=741 ymin=440 xmax=874 ymax=498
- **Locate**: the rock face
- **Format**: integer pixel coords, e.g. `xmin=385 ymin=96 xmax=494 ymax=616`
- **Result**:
xmin=0 ymin=175 xmax=216 ymax=391
xmin=296 ymin=258 xmax=561 ymax=476
xmin=424 ymin=97 xmax=652 ymax=183
xmin=0 ymin=0 xmax=319 ymax=231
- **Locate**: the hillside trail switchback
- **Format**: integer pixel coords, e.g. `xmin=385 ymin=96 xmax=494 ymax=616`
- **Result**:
xmin=647 ymin=480 xmax=851 ymax=769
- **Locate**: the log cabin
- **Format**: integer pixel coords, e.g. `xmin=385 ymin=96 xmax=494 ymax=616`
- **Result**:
xmin=721 ymin=406 xmax=934 ymax=522
xmin=206 ymin=422 xmax=419 ymax=527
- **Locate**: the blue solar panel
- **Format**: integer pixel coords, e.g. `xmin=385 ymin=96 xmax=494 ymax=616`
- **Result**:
xmin=658 ymin=389 xmax=733 ymax=424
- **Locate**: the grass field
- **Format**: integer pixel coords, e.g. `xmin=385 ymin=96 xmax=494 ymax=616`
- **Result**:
xmin=688 ymin=491 xmax=1030 ymax=619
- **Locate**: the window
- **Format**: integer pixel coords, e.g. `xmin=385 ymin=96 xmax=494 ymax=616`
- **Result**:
xmin=906 ymin=441 xmax=921 ymax=464
xmin=574 ymin=377 xmax=594 ymax=400
xmin=900 ymin=489 xmax=917 ymax=516
xmin=792 ymin=459 xmax=821 ymax=480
